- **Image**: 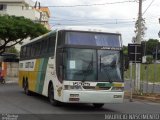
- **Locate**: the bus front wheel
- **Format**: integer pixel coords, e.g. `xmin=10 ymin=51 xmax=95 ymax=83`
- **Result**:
xmin=93 ymin=103 xmax=104 ymax=109
xmin=48 ymin=84 xmax=60 ymax=106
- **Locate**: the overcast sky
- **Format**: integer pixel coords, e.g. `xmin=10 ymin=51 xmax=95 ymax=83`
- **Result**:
xmin=34 ymin=0 xmax=160 ymax=45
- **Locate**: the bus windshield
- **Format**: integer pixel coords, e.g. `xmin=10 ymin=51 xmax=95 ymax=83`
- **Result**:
xmin=63 ymin=48 xmax=122 ymax=82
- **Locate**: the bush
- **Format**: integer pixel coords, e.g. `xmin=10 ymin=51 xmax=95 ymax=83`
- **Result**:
xmin=146 ymin=56 xmax=153 ymax=64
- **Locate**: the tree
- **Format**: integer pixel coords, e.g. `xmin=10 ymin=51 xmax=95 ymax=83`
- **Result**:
xmin=0 ymin=15 xmax=49 ymax=54
xmin=134 ymin=18 xmax=147 ymax=42
xmin=141 ymin=39 xmax=160 ymax=59
xmin=146 ymin=56 xmax=153 ymax=64
xmin=147 ymin=39 xmax=159 ymax=55
xmin=5 ymin=46 xmax=19 ymax=55
xmin=123 ymin=45 xmax=128 ymax=55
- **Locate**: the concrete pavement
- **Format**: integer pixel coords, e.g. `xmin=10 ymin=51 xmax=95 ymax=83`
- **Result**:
xmin=4 ymin=77 xmax=18 ymax=83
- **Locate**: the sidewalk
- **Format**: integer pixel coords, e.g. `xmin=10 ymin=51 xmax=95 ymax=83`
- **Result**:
xmin=125 ymin=92 xmax=160 ymax=103
xmin=125 ymin=79 xmax=160 ymax=102
xmin=5 ymin=77 xmax=18 ymax=83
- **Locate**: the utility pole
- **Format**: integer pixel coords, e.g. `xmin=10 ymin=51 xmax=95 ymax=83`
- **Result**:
xmin=135 ymin=0 xmax=143 ymax=92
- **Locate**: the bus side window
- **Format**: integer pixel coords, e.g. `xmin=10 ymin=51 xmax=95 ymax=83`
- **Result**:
xmin=20 ymin=47 xmax=24 ymax=59
xmin=57 ymin=31 xmax=65 ymax=47
xmin=35 ymin=42 xmax=41 ymax=57
xmin=40 ymin=40 xmax=44 ymax=55
xmin=32 ymin=44 xmax=36 ymax=57
xmin=41 ymin=39 xmax=48 ymax=55
xmin=44 ymin=39 xmax=49 ymax=53
xmin=26 ymin=46 xmax=31 ymax=57
xmin=30 ymin=44 xmax=34 ymax=58
xmin=23 ymin=46 xmax=27 ymax=58
xmin=48 ymin=36 xmax=56 ymax=55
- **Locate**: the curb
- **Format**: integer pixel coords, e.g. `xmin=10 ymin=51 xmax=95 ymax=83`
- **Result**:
xmin=125 ymin=92 xmax=160 ymax=103
xmin=4 ymin=77 xmax=18 ymax=84
xmin=5 ymin=81 xmax=18 ymax=84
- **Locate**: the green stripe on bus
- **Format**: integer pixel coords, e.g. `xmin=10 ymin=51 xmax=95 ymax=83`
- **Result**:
xmin=96 ymin=83 xmax=113 ymax=87
xmin=36 ymin=59 xmax=44 ymax=92
xmin=36 ymin=58 xmax=49 ymax=94
xmin=38 ymin=58 xmax=49 ymax=93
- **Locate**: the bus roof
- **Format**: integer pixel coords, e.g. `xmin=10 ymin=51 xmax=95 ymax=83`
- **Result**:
xmin=54 ymin=26 xmax=121 ymax=35
xmin=22 ymin=26 xmax=121 ymax=46
xmin=21 ymin=30 xmax=57 ymax=46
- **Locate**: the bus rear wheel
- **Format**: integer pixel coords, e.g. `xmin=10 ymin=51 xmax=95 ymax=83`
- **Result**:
xmin=48 ymin=84 xmax=60 ymax=106
xmin=93 ymin=103 xmax=104 ymax=109
xmin=24 ymin=80 xmax=31 ymax=95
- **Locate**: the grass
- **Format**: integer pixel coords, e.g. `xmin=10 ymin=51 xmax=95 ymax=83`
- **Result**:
xmin=124 ymin=63 xmax=160 ymax=83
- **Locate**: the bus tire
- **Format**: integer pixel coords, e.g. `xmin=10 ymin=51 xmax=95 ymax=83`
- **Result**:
xmin=93 ymin=103 xmax=104 ymax=109
xmin=24 ymin=79 xmax=31 ymax=95
xmin=48 ymin=83 xmax=61 ymax=106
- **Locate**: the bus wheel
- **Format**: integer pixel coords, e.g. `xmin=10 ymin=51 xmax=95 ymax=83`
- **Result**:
xmin=93 ymin=103 xmax=104 ymax=109
xmin=24 ymin=80 xmax=31 ymax=95
xmin=48 ymin=84 xmax=60 ymax=106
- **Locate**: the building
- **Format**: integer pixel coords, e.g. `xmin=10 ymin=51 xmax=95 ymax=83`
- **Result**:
xmin=0 ymin=0 xmax=51 ymax=81
xmin=0 ymin=0 xmax=50 ymax=29
xmin=38 ymin=7 xmax=51 ymax=30
xmin=0 ymin=0 xmax=39 ymax=21
xmin=0 ymin=0 xmax=51 ymax=47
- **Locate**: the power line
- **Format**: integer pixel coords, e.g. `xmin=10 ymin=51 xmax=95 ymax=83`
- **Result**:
xmin=142 ymin=0 xmax=155 ymax=15
xmin=41 ymin=0 xmax=137 ymax=7
xmin=3 ymin=0 xmax=137 ymax=7
xmin=50 ymin=16 xmax=136 ymax=21
xmin=49 ymin=21 xmax=136 ymax=26
xmin=49 ymin=16 xmax=159 ymax=23
xmin=49 ymin=21 xmax=135 ymax=26
xmin=49 ymin=19 xmax=136 ymax=23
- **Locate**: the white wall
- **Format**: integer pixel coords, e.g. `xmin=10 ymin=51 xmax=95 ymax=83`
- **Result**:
xmin=0 ymin=0 xmax=50 ymax=28
xmin=6 ymin=4 xmax=40 ymax=21
xmin=0 ymin=0 xmax=34 ymax=6
xmin=6 ymin=62 xmax=19 ymax=77
xmin=0 ymin=0 xmax=40 ymax=21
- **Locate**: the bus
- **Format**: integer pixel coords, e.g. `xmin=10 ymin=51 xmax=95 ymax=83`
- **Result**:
xmin=19 ymin=27 xmax=124 ymax=108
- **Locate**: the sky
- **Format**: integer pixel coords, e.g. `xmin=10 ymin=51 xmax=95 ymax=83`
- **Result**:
xmin=33 ymin=0 xmax=160 ymax=45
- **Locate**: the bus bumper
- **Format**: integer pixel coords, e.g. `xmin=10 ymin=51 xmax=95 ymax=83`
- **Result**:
xmin=62 ymin=90 xmax=124 ymax=103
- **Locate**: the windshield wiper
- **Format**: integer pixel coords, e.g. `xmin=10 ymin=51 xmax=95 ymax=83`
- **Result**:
xmin=100 ymin=55 xmax=113 ymax=83
xmin=82 ymin=54 xmax=93 ymax=82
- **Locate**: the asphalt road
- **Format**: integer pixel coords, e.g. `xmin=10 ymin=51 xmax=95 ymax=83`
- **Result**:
xmin=0 ymin=83 xmax=160 ymax=120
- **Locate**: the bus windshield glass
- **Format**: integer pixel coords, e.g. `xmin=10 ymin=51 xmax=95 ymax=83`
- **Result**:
xmin=64 ymin=48 xmax=97 ymax=81
xmin=65 ymin=32 xmax=121 ymax=47
xmin=63 ymin=48 xmax=122 ymax=82
xmin=98 ymin=50 xmax=122 ymax=82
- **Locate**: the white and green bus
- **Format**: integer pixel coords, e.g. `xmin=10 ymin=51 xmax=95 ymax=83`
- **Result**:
xmin=19 ymin=27 xmax=124 ymax=108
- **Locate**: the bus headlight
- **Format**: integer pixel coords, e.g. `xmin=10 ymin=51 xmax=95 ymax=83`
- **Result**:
xmin=64 ymin=85 xmax=82 ymax=90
